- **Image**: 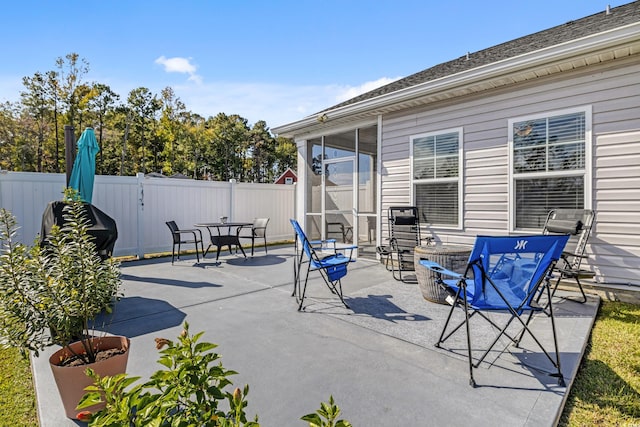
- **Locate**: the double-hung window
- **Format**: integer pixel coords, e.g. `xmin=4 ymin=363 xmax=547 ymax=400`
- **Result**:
xmin=411 ymin=128 xmax=463 ymax=227
xmin=509 ymin=107 xmax=591 ymax=230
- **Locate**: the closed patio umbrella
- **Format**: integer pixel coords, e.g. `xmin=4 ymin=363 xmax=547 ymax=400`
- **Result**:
xmin=69 ymin=127 xmax=99 ymax=203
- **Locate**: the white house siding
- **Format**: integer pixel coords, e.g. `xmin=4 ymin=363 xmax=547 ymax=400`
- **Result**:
xmin=593 ymin=130 xmax=640 ymax=285
xmin=380 ymin=58 xmax=640 ymax=286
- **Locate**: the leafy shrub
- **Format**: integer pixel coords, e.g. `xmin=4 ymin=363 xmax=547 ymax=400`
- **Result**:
xmin=301 ymin=395 xmax=352 ymax=427
xmin=79 ymin=322 xmax=351 ymax=426
xmin=79 ymin=322 xmax=258 ymax=426
xmin=0 ymin=189 xmax=121 ymax=364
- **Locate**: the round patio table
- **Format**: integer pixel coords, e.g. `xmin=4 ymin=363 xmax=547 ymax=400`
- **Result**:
xmin=195 ymin=222 xmax=252 ymax=260
xmin=414 ymin=244 xmax=471 ymax=304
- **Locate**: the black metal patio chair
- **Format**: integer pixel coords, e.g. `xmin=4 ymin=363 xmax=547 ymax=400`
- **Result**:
xmin=165 ymin=220 xmax=204 ymax=264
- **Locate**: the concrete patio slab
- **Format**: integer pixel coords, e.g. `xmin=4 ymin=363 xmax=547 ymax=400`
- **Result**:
xmin=31 ymin=245 xmax=599 ymax=426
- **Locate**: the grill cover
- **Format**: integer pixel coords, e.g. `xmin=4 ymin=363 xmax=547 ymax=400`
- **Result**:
xmin=40 ymin=201 xmax=118 ymax=259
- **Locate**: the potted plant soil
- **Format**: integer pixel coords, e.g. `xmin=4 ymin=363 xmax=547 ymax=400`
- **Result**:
xmin=0 ymin=189 xmax=127 ymax=419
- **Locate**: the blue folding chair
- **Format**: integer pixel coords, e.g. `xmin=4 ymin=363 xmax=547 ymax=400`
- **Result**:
xmin=420 ymin=235 xmax=570 ymax=387
xmin=290 ymin=219 xmax=357 ymax=311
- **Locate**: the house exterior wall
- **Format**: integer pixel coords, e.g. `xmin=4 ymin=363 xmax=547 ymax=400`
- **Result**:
xmin=379 ymin=57 xmax=640 ymax=286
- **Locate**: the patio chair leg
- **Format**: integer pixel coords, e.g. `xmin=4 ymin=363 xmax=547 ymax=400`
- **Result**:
xmin=292 ymin=237 xmax=301 ymax=297
xmin=544 ymin=283 xmax=565 ymax=386
xmin=574 ymin=276 xmax=587 ymax=303
xmin=237 ymin=244 xmax=247 ymax=258
xmin=553 ymin=274 xmax=587 ymax=303
xmin=335 ymin=280 xmax=350 ymax=309
xmin=298 ymin=267 xmax=312 ymax=311
xmin=461 ymin=286 xmax=476 ymax=387
xmin=435 ymin=286 xmax=461 ymax=348
xmin=292 ymin=261 xmax=298 ymax=297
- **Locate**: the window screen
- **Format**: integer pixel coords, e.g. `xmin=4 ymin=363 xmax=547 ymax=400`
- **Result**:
xmin=512 ymin=111 xmax=587 ymax=229
xmin=412 ymin=130 xmax=460 ymax=226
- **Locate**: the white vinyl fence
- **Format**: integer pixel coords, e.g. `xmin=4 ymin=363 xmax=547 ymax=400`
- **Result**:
xmin=0 ymin=171 xmax=296 ymax=258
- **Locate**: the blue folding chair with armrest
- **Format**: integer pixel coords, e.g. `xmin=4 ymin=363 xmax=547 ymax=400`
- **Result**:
xmin=290 ymin=219 xmax=357 ymax=311
xmin=420 ymin=234 xmax=570 ymax=387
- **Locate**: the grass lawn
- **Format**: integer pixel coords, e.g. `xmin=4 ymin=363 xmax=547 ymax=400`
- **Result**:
xmin=559 ymin=300 xmax=640 ymax=426
xmin=1 ymin=300 xmax=638 ymax=426
xmin=0 ymin=346 xmax=38 ymax=426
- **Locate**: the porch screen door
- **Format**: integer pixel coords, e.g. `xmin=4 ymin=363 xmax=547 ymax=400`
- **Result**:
xmin=323 ymin=158 xmax=354 ymax=243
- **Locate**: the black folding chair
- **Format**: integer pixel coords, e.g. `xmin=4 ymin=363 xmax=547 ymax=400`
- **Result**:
xmin=543 ymin=209 xmax=595 ymax=303
xmin=378 ymin=206 xmax=433 ymax=282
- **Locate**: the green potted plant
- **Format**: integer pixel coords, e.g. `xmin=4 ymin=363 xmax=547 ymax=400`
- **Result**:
xmin=0 ymin=189 xmax=126 ymax=420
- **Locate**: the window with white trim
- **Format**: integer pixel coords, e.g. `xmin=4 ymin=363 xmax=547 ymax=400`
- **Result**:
xmin=411 ymin=128 xmax=462 ymax=227
xmin=510 ymin=107 xmax=590 ymax=230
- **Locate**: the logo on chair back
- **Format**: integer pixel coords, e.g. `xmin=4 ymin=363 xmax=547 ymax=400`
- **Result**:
xmin=514 ymin=240 xmax=528 ymax=250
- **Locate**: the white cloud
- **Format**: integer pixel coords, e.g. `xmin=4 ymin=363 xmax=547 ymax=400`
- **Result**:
xmin=155 ymin=56 xmax=202 ymax=84
xmin=150 ymin=55 xmax=400 ymax=127
xmin=173 ymin=81 xmax=329 ymax=128
xmin=335 ymin=77 xmax=400 ymax=102
xmin=172 ymin=76 xmax=402 ymax=128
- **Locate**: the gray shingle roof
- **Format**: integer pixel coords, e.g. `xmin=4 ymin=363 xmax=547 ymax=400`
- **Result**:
xmin=324 ymin=1 xmax=640 ymax=112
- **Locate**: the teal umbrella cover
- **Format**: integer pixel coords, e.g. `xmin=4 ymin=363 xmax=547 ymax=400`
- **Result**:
xmin=68 ymin=127 xmax=100 ymax=203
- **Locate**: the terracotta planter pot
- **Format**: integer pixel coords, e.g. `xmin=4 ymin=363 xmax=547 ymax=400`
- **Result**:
xmin=48 ymin=335 xmax=130 ymax=419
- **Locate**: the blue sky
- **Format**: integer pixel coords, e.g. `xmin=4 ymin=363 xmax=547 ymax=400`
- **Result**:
xmin=0 ymin=1 xmax=630 ymax=128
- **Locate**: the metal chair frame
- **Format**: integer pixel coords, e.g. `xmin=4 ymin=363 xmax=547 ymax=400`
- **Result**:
xmin=238 ymin=217 xmax=270 ymax=256
xmin=543 ymin=208 xmax=595 ymax=303
xmin=290 ymin=219 xmax=356 ymax=311
xmin=421 ymin=234 xmax=570 ymax=387
xmin=165 ymin=221 xmax=204 ymax=264
xmin=379 ymin=206 xmax=433 ymax=282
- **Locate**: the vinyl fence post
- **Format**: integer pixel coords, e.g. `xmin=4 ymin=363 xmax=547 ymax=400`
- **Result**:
xmin=136 ymin=172 xmax=145 ymax=259
xmin=229 ymin=179 xmax=236 ymax=220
